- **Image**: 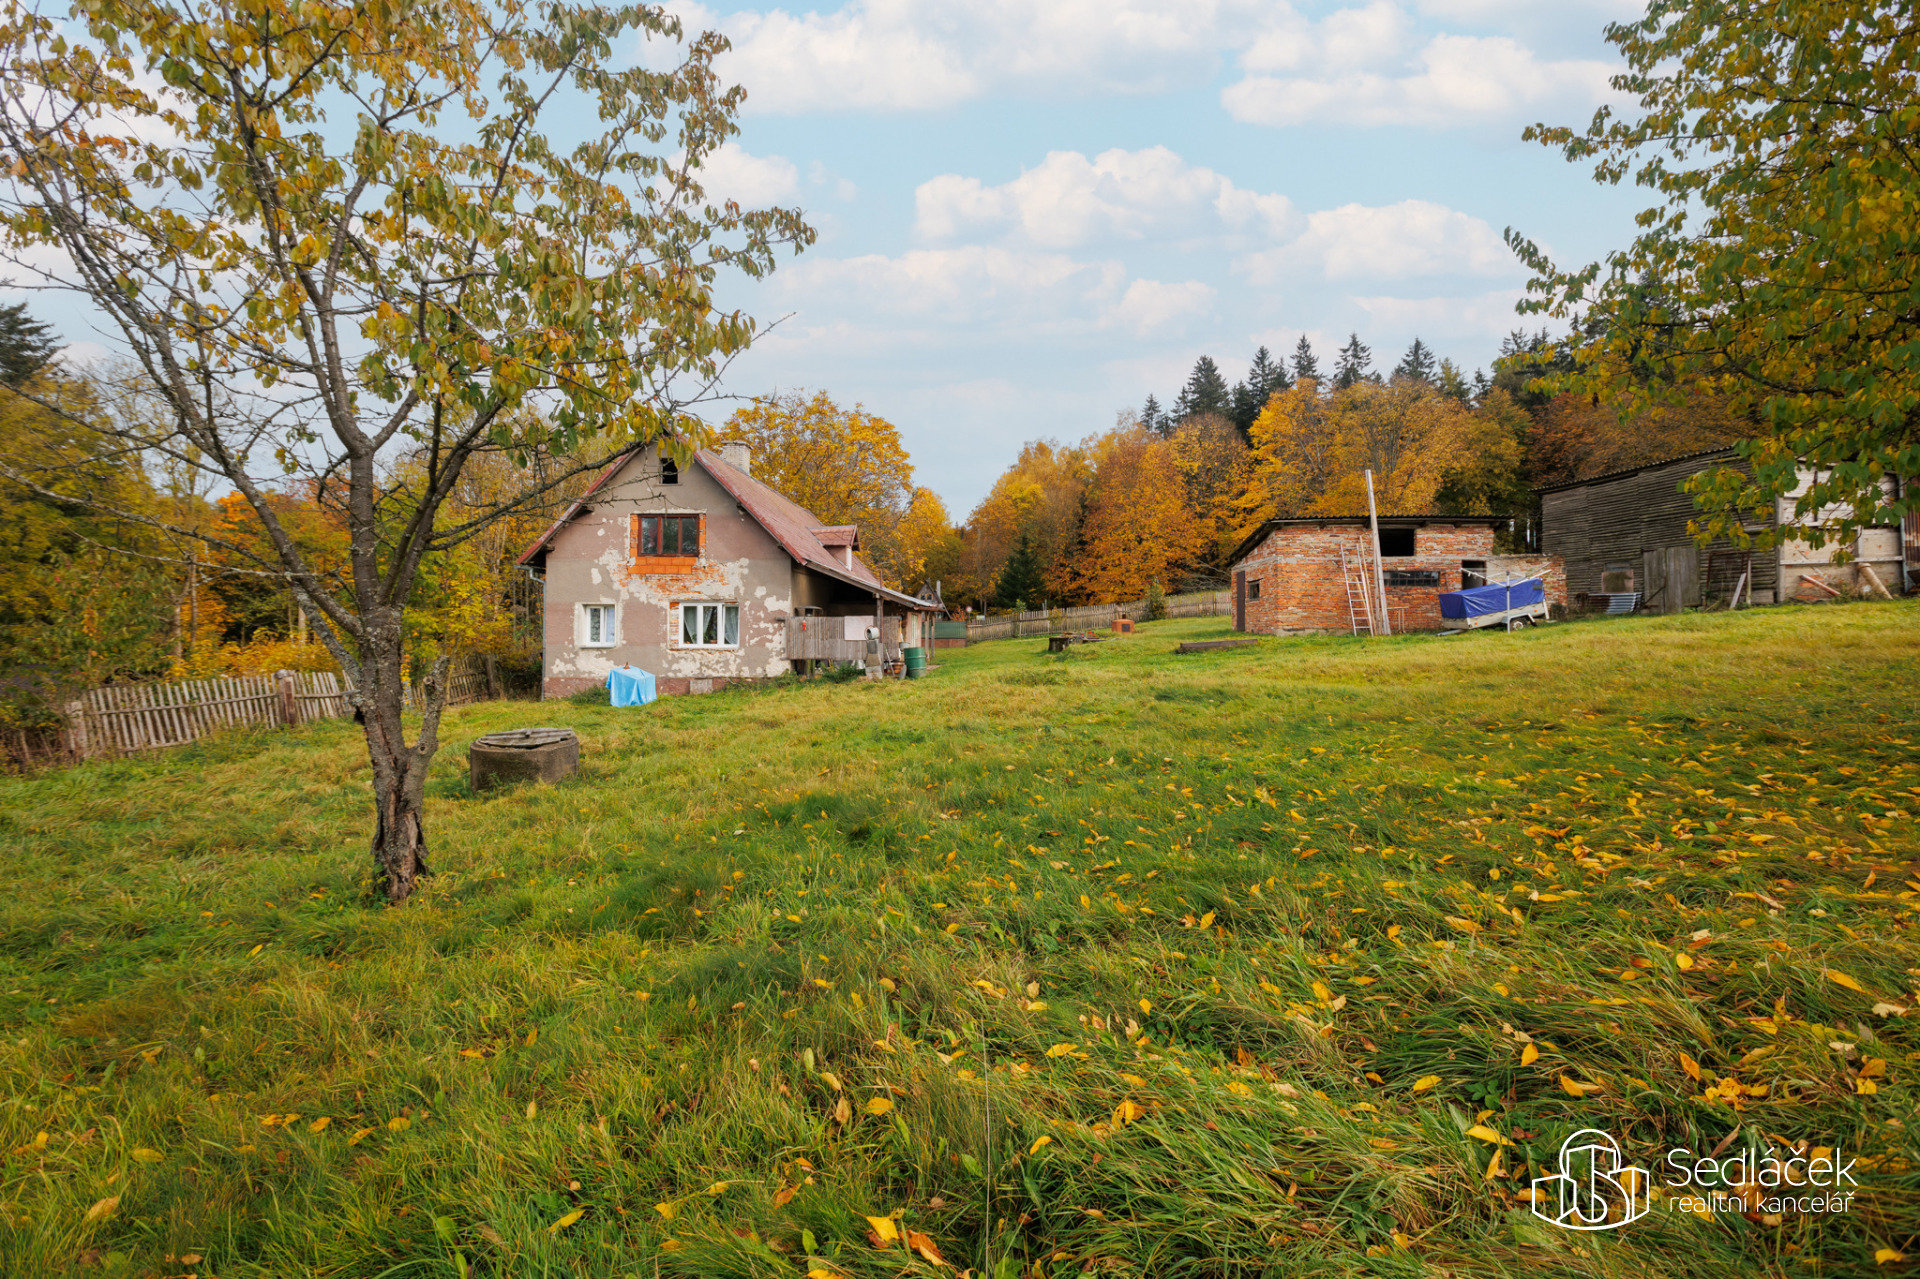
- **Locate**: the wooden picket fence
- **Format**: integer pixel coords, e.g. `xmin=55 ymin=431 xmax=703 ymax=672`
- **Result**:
xmin=58 ymin=655 xmax=501 ymax=762
xmin=961 ymin=590 xmax=1231 ymax=643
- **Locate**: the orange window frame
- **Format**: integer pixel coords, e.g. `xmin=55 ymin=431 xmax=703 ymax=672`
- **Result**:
xmin=632 ymin=512 xmax=704 ymax=571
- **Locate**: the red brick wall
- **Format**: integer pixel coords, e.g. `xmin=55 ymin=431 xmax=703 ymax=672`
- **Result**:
xmin=1235 ymin=523 xmax=1503 ymax=634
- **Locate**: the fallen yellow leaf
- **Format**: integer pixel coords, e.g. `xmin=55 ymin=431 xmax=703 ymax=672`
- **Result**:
xmin=1520 ymin=1043 xmax=1539 ymax=1067
xmin=866 ymin=1215 xmax=899 ymax=1246
xmin=130 ymin=1148 xmax=163 ymax=1163
xmin=655 ymin=1201 xmax=679 ymax=1220
xmin=84 ymin=1196 xmax=119 ymax=1225
xmin=1199 ymin=911 xmax=1215 ymax=929
xmin=1876 ymin=1248 xmax=1906 ymax=1265
xmin=308 ymin=1116 xmax=331 ymax=1133
xmin=1029 ymin=1135 xmax=1053 ymax=1154
xmin=548 ymin=1208 xmax=584 ymax=1234
xmin=1113 ymin=1099 xmax=1146 ymax=1126
xmin=864 ymin=1097 xmax=894 ymax=1116
xmin=1139 ymin=999 xmax=1152 ymax=1014
xmin=1560 ymin=1076 xmax=1597 ymax=1097
xmin=905 ymin=1228 xmax=947 ymax=1266
xmin=387 ymin=1116 xmax=411 ymax=1131
xmin=1411 ymin=1075 xmax=1440 ymax=1093
xmin=1679 ymin=1052 xmax=1701 ymax=1081
xmin=1045 ymin=1043 xmax=1078 ymax=1058
xmin=1466 ymin=1124 xmax=1511 ymax=1145
xmin=1825 ymin=969 xmax=1868 ymax=995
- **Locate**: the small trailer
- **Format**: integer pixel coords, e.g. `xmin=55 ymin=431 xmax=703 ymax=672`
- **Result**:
xmin=1438 ymin=576 xmax=1551 ymax=633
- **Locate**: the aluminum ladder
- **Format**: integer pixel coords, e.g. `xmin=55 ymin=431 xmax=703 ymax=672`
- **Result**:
xmin=1340 ymin=546 xmax=1375 ymax=636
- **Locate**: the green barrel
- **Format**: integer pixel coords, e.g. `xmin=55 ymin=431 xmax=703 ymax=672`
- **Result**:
xmin=903 ymin=646 xmax=929 ymax=678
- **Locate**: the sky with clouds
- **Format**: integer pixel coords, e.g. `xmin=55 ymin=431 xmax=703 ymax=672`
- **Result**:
xmin=9 ymin=0 xmax=1651 ymax=516
xmin=657 ymin=0 xmax=1649 ymax=513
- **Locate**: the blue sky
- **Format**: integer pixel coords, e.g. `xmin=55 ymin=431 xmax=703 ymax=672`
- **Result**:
xmin=9 ymin=0 xmax=1653 ymax=517
xmin=664 ymin=0 xmax=1651 ymax=513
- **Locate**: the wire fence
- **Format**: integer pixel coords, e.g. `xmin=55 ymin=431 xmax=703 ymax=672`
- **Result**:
xmin=959 ymin=590 xmax=1231 ymax=643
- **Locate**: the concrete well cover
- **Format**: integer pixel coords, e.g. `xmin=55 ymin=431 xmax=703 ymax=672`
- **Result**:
xmin=469 ymin=728 xmax=580 ymax=788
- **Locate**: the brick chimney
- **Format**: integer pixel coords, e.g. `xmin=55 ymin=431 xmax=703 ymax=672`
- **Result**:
xmin=716 ymin=440 xmax=751 ymax=475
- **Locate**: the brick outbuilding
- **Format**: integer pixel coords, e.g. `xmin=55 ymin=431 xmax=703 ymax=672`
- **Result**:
xmin=1226 ymin=517 xmax=1567 ymax=635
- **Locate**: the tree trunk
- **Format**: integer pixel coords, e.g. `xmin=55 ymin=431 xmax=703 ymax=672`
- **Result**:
xmin=360 ymin=631 xmax=452 ymax=903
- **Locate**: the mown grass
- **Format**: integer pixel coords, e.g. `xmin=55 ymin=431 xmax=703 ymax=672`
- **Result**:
xmin=1 ymin=601 xmax=1916 ymax=1278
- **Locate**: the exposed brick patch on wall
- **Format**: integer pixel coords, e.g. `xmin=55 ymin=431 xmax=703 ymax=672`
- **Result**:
xmin=1232 ymin=522 xmax=1570 ymax=634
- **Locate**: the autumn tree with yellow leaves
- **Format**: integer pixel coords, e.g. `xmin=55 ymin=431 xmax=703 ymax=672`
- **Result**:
xmin=1512 ymin=0 xmax=1919 ymax=544
xmin=1053 ymin=426 xmax=1199 ymax=604
xmin=719 ymin=390 xmax=951 ymax=593
xmin=0 ymin=0 xmax=812 ymax=900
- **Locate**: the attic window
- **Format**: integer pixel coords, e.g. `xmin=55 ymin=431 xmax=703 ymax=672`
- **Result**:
xmin=1378 ymin=527 xmax=1416 ymax=557
xmin=639 ymin=514 xmax=701 ymax=557
xmin=660 ymin=455 xmax=679 ymax=485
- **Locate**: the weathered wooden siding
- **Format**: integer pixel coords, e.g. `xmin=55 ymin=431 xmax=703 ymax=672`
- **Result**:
xmin=1540 ymin=449 xmax=1781 ymax=605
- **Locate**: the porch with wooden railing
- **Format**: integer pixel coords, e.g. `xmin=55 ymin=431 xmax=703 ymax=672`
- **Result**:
xmin=785 ymin=616 xmax=902 ymax=664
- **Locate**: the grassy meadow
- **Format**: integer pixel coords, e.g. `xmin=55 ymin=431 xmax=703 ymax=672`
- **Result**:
xmin=1 ymin=601 xmax=1917 ymax=1278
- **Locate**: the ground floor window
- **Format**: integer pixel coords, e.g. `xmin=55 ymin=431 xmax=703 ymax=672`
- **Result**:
xmin=681 ymin=602 xmax=740 ymax=647
xmin=582 ymin=604 xmax=614 ymax=647
xmin=1601 ymin=562 xmax=1636 ymax=593
xmin=1247 ymin=579 xmax=1261 ymax=600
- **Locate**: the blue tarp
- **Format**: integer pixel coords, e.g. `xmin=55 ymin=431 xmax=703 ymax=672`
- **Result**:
xmin=605 ymin=666 xmax=657 ymax=707
xmin=1439 ymin=577 xmax=1545 ymax=620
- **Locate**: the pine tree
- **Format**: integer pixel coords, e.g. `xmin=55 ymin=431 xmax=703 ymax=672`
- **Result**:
xmin=994 ymin=533 xmax=1045 ymax=612
xmin=1392 ymin=337 xmax=1436 ymax=384
xmin=1172 ymin=355 xmax=1230 ymax=421
xmin=1332 ymin=332 xmax=1373 ymax=389
xmin=1230 ymin=345 xmax=1289 ymax=434
xmin=1290 ymin=335 xmax=1321 ymax=384
xmin=1436 ymin=358 xmax=1473 ymax=403
xmin=1141 ymin=393 xmax=1168 ymax=437
xmin=0 ymin=303 xmax=58 ymax=386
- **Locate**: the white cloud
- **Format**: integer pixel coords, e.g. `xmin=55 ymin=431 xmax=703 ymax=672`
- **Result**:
xmin=666 ymin=0 xmax=1270 ymax=114
xmin=1108 ymin=279 xmax=1217 ymax=337
xmin=652 ymin=1 xmax=1618 ymax=130
xmin=773 ymin=246 xmax=1126 ymax=324
xmin=1351 ymin=287 xmax=1528 ymax=335
xmin=915 ymin=147 xmax=1296 ymax=248
xmin=1224 ymin=29 xmax=1614 ymax=127
xmin=691 ymin=142 xmax=800 ymax=205
xmin=1238 ymin=199 xmax=1513 ymax=281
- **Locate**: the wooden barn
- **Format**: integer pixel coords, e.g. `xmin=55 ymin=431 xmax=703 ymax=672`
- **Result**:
xmin=1538 ymin=448 xmax=1911 ymax=610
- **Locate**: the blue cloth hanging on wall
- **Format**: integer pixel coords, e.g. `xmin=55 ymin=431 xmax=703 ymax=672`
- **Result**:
xmin=605 ymin=666 xmax=657 ymax=707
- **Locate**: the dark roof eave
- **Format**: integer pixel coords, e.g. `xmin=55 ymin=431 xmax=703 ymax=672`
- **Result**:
xmin=1224 ymin=514 xmax=1508 ymax=567
xmin=1531 ymin=446 xmax=1739 ymax=496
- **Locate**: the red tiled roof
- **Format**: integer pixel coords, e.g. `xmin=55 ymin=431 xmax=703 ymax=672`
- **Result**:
xmin=515 ymin=445 xmax=934 ymax=611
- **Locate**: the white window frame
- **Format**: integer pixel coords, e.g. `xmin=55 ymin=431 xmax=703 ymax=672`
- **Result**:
xmin=679 ymin=601 xmax=740 ymax=649
xmin=581 ymin=603 xmax=616 ymax=648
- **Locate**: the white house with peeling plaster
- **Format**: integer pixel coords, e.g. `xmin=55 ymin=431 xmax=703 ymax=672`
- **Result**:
xmin=516 ymin=441 xmax=940 ymax=698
